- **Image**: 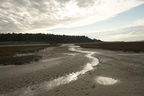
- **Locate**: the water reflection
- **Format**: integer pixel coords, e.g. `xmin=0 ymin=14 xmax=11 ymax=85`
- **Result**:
xmin=4 ymin=45 xmax=99 ymax=96
xmin=95 ymin=76 xmax=118 ymax=85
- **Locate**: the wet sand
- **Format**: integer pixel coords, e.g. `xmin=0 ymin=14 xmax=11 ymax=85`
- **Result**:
xmin=37 ymin=47 xmax=144 ymax=96
xmin=0 ymin=45 xmax=144 ymax=96
xmin=0 ymin=45 xmax=89 ymax=95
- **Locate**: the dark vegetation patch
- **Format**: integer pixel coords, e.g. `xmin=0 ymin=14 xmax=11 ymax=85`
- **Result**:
xmin=77 ymin=42 xmax=144 ymax=52
xmin=0 ymin=42 xmax=48 ymax=45
xmin=0 ymin=55 xmax=42 ymax=65
xmin=0 ymin=45 xmax=57 ymax=65
xmin=0 ymin=33 xmax=101 ymax=43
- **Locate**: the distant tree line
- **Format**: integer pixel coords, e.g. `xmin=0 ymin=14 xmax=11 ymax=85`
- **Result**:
xmin=0 ymin=33 xmax=102 ymax=43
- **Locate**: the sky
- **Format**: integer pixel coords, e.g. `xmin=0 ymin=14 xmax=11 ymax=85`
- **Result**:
xmin=0 ymin=0 xmax=144 ymax=41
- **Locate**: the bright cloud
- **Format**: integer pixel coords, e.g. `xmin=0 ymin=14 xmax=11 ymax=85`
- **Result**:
xmin=86 ymin=19 xmax=144 ymax=41
xmin=103 ymin=30 xmax=144 ymax=41
xmin=0 ymin=0 xmax=144 ymax=33
xmin=131 ymin=19 xmax=144 ymax=26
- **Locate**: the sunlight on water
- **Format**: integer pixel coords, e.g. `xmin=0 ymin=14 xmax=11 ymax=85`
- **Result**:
xmin=69 ymin=45 xmax=99 ymax=66
xmin=3 ymin=44 xmax=99 ymax=96
xmin=63 ymin=53 xmax=76 ymax=56
xmin=95 ymin=76 xmax=118 ymax=85
xmin=13 ymin=53 xmax=35 ymax=57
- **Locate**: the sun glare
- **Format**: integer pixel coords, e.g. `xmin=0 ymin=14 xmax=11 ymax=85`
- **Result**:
xmin=65 ymin=2 xmax=80 ymax=16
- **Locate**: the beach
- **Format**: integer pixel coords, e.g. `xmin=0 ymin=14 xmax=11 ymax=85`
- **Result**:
xmin=0 ymin=44 xmax=144 ymax=96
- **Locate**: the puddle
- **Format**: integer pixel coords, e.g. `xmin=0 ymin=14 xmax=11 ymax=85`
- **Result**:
xmin=3 ymin=63 xmax=94 ymax=96
xmin=13 ymin=53 xmax=35 ymax=57
xmin=2 ymin=44 xmax=99 ymax=96
xmin=95 ymin=76 xmax=118 ymax=85
xmin=63 ymin=53 xmax=76 ymax=56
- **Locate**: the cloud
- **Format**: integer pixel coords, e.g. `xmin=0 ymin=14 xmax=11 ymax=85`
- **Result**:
xmin=104 ymin=26 xmax=144 ymax=41
xmin=0 ymin=0 xmax=144 ymax=33
xmin=86 ymin=19 xmax=144 ymax=41
xmin=130 ymin=19 xmax=144 ymax=26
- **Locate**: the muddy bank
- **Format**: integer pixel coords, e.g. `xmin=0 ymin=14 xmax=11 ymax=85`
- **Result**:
xmin=0 ymin=44 xmax=58 ymax=65
xmin=0 ymin=45 xmax=89 ymax=95
xmin=38 ymin=48 xmax=144 ymax=96
xmin=1 ymin=45 xmax=144 ymax=96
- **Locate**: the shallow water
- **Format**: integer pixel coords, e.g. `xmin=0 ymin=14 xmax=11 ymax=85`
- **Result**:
xmin=13 ymin=53 xmax=35 ymax=57
xmin=63 ymin=53 xmax=76 ymax=56
xmin=95 ymin=76 xmax=118 ymax=85
xmin=3 ymin=44 xmax=99 ymax=96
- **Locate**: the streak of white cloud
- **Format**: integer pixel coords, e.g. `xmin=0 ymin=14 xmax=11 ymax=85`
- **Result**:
xmin=132 ymin=19 xmax=144 ymax=26
xmin=104 ymin=32 xmax=144 ymax=41
xmin=86 ymin=21 xmax=144 ymax=41
xmin=0 ymin=0 xmax=144 ymax=33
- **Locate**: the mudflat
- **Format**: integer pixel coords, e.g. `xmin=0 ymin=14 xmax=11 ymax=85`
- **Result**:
xmin=0 ymin=45 xmax=89 ymax=95
xmin=0 ymin=44 xmax=144 ymax=96
xmin=37 ymin=47 xmax=144 ymax=96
